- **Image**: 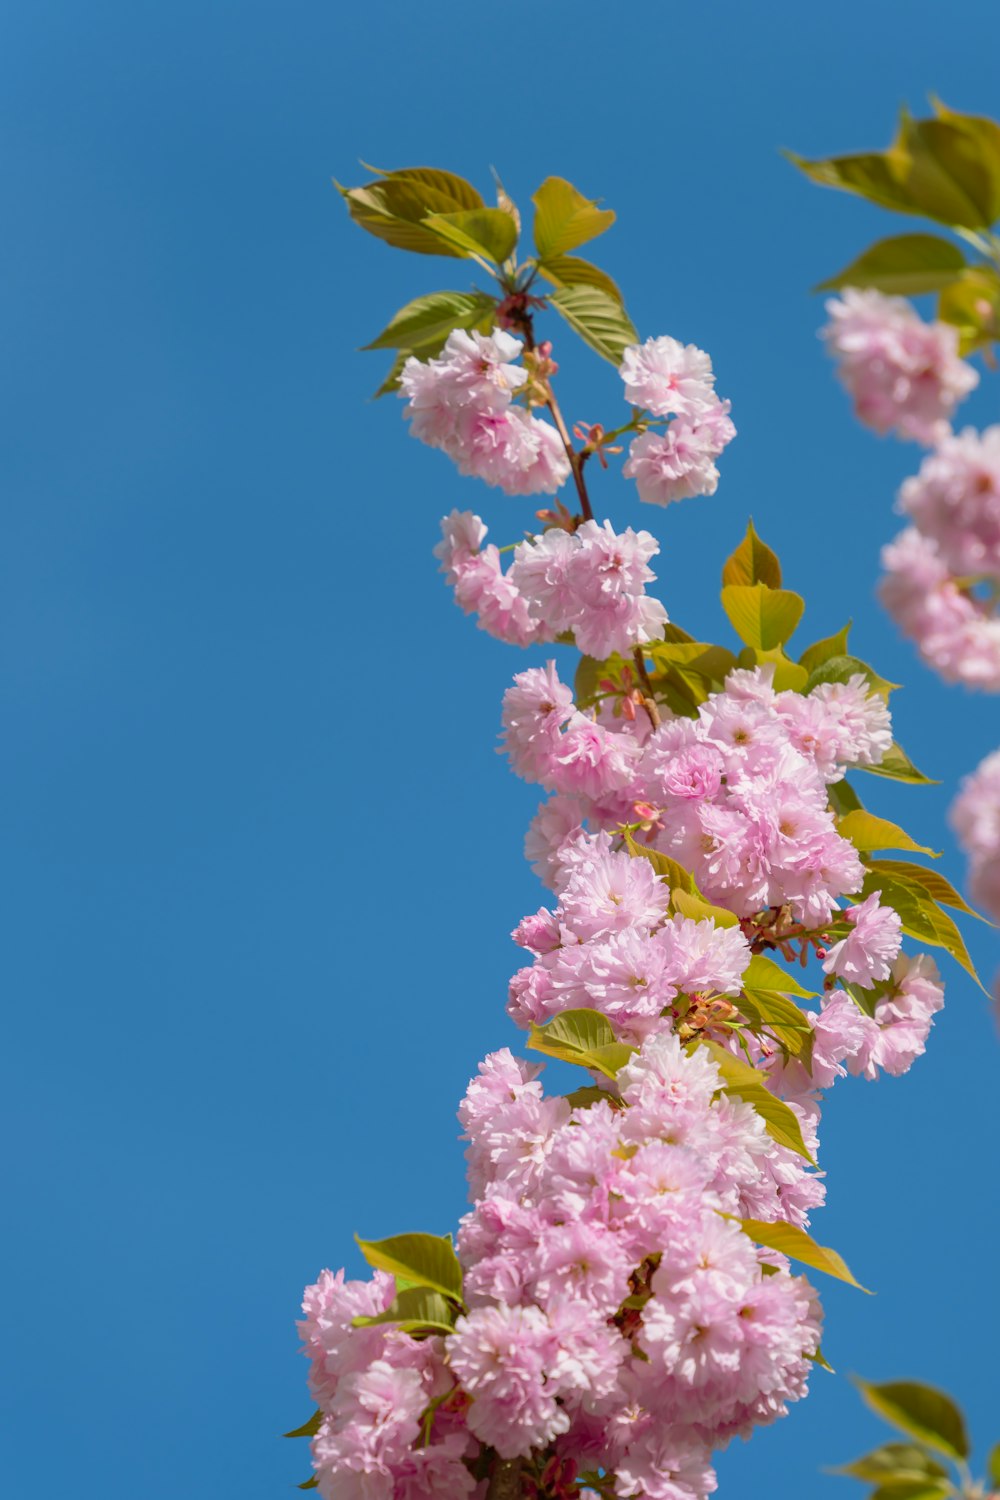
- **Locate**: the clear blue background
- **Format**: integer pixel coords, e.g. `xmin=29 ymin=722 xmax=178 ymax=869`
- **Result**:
xmin=3 ymin=2 xmax=999 ymax=1494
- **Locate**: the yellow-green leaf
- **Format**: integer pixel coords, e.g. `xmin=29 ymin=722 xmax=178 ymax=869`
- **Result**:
xmin=548 ymin=285 xmax=639 ymax=365
xmin=805 ymin=653 xmax=899 ymax=700
xmin=353 ymin=1286 xmax=458 ymax=1337
xmin=721 ymin=584 xmax=805 ymax=650
xmin=533 ymin=176 xmax=616 ymax=259
xmin=816 ymin=234 xmax=967 ymax=295
xmin=734 ymin=1216 xmax=870 ymax=1291
xmin=528 ymin=1008 xmax=635 ymax=1080
xmin=866 ymin=859 xmax=990 ymax=923
xmin=336 ymin=180 xmax=471 ymax=257
xmin=742 ymin=954 xmax=817 ymax=998
xmin=937 ymin=265 xmax=1000 ymax=354
xmin=721 ymin=521 xmax=783 ymax=588
xmin=671 ymin=887 xmax=739 ymax=928
xmin=623 ymin=830 xmax=695 ymax=892
xmin=535 ymin=254 xmax=624 ymax=304
xmin=423 ymin=208 xmax=518 ymax=264
xmin=697 ymin=1040 xmax=815 ymax=1163
xmin=752 ymin=645 xmax=809 ymax=692
xmin=284 ymin=1411 xmax=322 ymax=1439
xmin=854 ymin=1379 xmax=969 ymax=1460
xmin=799 ymin=623 xmax=852 ymax=674
xmin=355 ymin=1232 xmax=464 ymax=1301
xmin=363 ymin=291 xmax=497 ymax=351
xmin=836 ymin=1442 xmax=949 ymax=1485
xmin=858 ymin=872 xmax=984 ymax=989
xmin=837 ymin=811 xmax=940 ymax=858
xmin=358 ymin=165 xmax=484 ymax=212
xmin=860 ymin=741 xmax=936 ymax=785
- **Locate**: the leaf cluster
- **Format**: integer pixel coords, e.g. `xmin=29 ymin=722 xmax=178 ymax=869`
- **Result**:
xmin=789 ymin=99 xmax=1000 ymax=353
xmin=337 ymin=164 xmax=639 ymax=392
xmin=836 ymin=1377 xmax=1000 ymax=1500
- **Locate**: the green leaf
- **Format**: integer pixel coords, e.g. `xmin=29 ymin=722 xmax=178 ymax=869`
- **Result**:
xmin=622 ymin=830 xmax=696 ymax=893
xmin=372 ymin=351 xmax=409 ymax=399
xmin=363 ymin=291 xmax=497 ymax=351
xmin=734 ymin=1215 xmax=870 ymax=1290
xmin=810 ymin=1345 xmax=836 ymax=1373
xmin=672 ymin=887 xmax=739 ymax=928
xmin=355 ymin=1232 xmax=464 ymax=1301
xmin=533 ymin=177 xmax=616 ymax=259
xmin=739 ymin=988 xmax=815 ymax=1059
xmin=900 ymin=109 xmax=1000 ymax=228
xmin=853 ymin=1379 xmax=969 ymax=1460
xmin=931 ymin=98 xmax=1000 ymax=221
xmin=298 ymin=1477 xmax=319 ymax=1490
xmin=859 ymin=741 xmax=936 ymax=785
xmin=284 ymin=1411 xmax=322 ymax=1439
xmin=548 ymin=285 xmax=639 ymax=365
xmin=721 ymin=521 xmax=783 ymax=588
xmin=828 ymin=778 xmax=864 ymax=817
xmin=798 ymin=623 xmax=852 ymax=674
xmin=359 ymin=165 xmax=484 ymax=212
xmin=868 ymin=1485 xmax=951 ymax=1500
xmin=788 ymin=105 xmax=1000 ymax=228
xmin=786 ymin=144 xmax=922 ymax=218
xmin=988 ymin=1442 xmax=1000 ymax=1487
xmin=751 ymin=646 xmax=809 ymax=692
xmin=816 ymin=234 xmax=967 ymax=295
xmin=697 ymin=1040 xmax=815 ymax=1163
xmin=836 ymin=1443 xmax=949 ymax=1485
xmin=423 ymin=209 xmax=518 ymax=264
xmin=721 ymin=584 xmax=805 ymax=650
xmin=353 ymin=1286 xmax=459 ymax=1337
xmin=337 ymin=180 xmax=472 ymax=257
xmin=837 ymin=811 xmax=940 ymax=858
xmin=574 ymin=651 xmax=629 ymax=709
xmin=527 ymin=1008 xmax=635 ymax=1080
xmin=937 ymin=264 xmax=1000 ymax=354
xmin=742 ymin=954 xmax=817 ymax=998
xmin=564 ymin=1085 xmax=617 ymax=1110
xmin=865 ymin=859 xmax=989 ymax=923
xmin=858 ymin=872 xmax=983 ymax=988
xmin=805 ymin=653 xmax=899 ymax=701
xmin=535 ymin=254 xmax=624 ymax=304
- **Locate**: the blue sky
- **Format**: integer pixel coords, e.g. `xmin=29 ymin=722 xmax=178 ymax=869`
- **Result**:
xmin=3 ymin=1 xmax=999 ymax=1495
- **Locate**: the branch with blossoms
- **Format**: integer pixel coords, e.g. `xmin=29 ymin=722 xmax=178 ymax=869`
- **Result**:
xmin=287 ymin=164 xmax=986 ymax=1500
xmin=792 ymin=98 xmax=1000 ymax=1014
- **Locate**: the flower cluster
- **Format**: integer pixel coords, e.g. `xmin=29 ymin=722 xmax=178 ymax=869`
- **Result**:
xmin=302 ymin=1035 xmax=824 ymax=1500
xmin=505 ymin=661 xmax=891 ymax=916
xmin=822 ymin=289 xmax=978 ymax=444
xmin=950 ymin=748 xmax=1000 ymax=922
xmin=620 ymin=337 xmax=736 ymax=506
xmin=880 ymin=428 xmax=1000 ymax=691
xmin=400 ymin=329 xmax=570 ymax=496
xmin=435 ymin=511 xmax=668 ymax=657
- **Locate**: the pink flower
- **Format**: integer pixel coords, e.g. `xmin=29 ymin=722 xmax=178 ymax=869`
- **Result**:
xmin=822 ymin=893 xmax=902 ymax=988
xmin=899 ymin=426 xmax=1000 ymax=578
xmin=623 ymin=405 xmax=735 ymax=507
xmin=619 ymin=336 xmax=719 ymax=419
xmin=448 ymin=1303 xmax=569 ymax=1458
xmin=880 ymin=528 xmax=1000 ymax=691
xmin=822 ymin=288 xmax=978 ymax=444
xmin=951 ymin=748 xmax=1000 ymax=922
xmin=401 ymin=331 xmax=569 ymax=495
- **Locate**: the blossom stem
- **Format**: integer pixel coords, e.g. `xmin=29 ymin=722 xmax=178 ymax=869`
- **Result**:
xmin=632 ymin=647 xmax=662 ymax=729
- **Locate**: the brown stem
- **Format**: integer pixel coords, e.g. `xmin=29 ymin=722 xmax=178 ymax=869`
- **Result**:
xmin=632 ymin=647 xmax=662 ymax=730
xmin=487 ymin=1456 xmax=524 ymax=1500
xmin=513 ymin=307 xmax=594 ymax=523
